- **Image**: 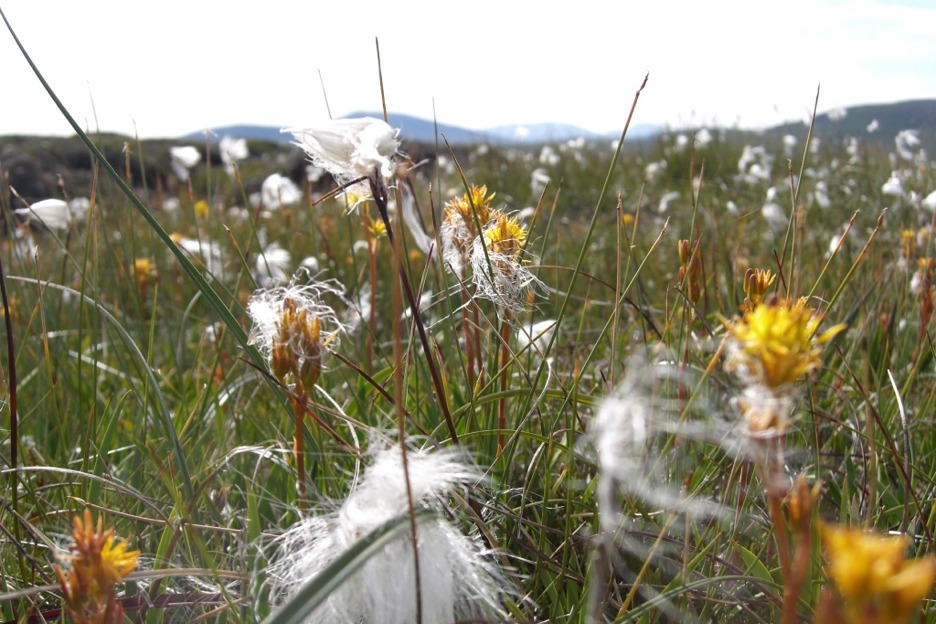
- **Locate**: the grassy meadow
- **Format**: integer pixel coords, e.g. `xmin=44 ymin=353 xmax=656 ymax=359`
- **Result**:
xmin=1 ymin=56 xmax=935 ymax=624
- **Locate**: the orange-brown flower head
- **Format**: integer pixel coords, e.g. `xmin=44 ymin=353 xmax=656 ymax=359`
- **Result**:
xmin=742 ymin=267 xmax=776 ymax=311
xmin=55 ymin=510 xmax=139 ymax=624
xmin=247 ymin=276 xmax=344 ymax=396
xmin=676 ymin=239 xmax=704 ymax=305
xmin=821 ymin=522 xmax=936 ymax=623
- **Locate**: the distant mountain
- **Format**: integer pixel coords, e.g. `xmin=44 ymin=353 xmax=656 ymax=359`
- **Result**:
xmin=186 ymin=113 xmax=663 ymax=146
xmin=185 ymin=114 xmax=486 ymax=145
xmin=762 ymin=99 xmax=936 ymax=153
xmin=183 ymin=99 xmax=936 ymax=151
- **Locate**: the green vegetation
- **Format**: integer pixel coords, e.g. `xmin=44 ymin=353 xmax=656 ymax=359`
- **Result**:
xmin=1 ymin=26 xmax=936 ymax=624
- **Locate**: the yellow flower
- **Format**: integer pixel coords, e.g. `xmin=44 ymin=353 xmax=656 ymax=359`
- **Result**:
xmin=55 ymin=510 xmax=139 ymax=624
xmin=483 ymin=213 xmax=526 ymax=260
xmin=471 ymin=213 xmax=537 ymax=312
xmin=443 ymin=184 xmax=495 ymax=231
xmin=194 ymin=199 xmax=210 ymax=218
xmin=365 ymin=213 xmax=387 ymax=239
xmin=725 ymin=298 xmax=845 ymax=390
xmin=441 ymin=184 xmax=498 ymax=277
xmin=821 ymin=522 xmax=936 ymax=623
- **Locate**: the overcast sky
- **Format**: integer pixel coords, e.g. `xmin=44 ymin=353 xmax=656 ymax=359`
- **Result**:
xmin=1 ymin=0 xmax=933 ymax=139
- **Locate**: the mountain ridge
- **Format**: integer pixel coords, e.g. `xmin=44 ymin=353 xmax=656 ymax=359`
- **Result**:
xmin=184 ymin=99 xmax=936 ymax=151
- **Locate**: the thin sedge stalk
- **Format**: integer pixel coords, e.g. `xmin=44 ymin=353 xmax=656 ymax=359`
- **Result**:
xmin=462 ymin=289 xmax=475 ymax=393
xmin=519 ymin=74 xmax=648 ymax=423
xmin=366 ymin=213 xmax=378 ymax=374
xmin=616 ymin=511 xmax=678 ymax=617
xmin=374 ymin=38 xmax=423 ymax=619
xmin=824 ymin=209 xmax=886 ymax=312
xmin=779 ymin=85 xmax=820 ymax=298
xmin=497 ymin=310 xmax=512 ymax=453
xmin=806 ymin=210 xmax=858 ymax=301
xmin=290 ymin=396 xmax=307 ymax=511
xmin=369 ymin=177 xmax=458 ymax=443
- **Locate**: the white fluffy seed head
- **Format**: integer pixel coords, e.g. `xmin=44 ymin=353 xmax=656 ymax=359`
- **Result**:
xmin=284 ymin=117 xmax=400 ymax=186
xmin=264 ymin=444 xmax=511 ymax=624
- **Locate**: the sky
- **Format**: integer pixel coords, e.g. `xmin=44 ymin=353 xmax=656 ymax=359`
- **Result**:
xmin=0 ymin=0 xmax=933 ymax=139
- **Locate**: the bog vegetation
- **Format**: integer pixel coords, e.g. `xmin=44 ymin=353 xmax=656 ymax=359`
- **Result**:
xmin=0 ymin=38 xmax=935 ymax=624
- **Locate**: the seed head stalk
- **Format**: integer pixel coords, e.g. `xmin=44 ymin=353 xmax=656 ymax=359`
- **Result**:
xmin=497 ymin=309 xmax=512 ymax=453
xmin=368 ymin=175 xmax=458 ymax=444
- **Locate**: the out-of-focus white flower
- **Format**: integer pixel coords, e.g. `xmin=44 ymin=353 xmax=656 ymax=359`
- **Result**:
xmin=170 ymin=146 xmax=201 ymax=182
xmin=867 ymin=119 xmax=879 ymax=134
xmin=265 ymin=444 xmax=510 ymax=624
xmin=305 ymin=164 xmax=327 ymax=183
xmin=658 ymin=191 xmax=680 ymax=213
xmin=15 ymin=198 xmax=73 ymax=231
xmin=737 ymin=145 xmax=773 ymax=184
xmin=783 ymin=134 xmax=798 ymax=158
xmin=694 ymin=128 xmax=713 ymax=148
xmin=11 ymin=227 xmax=36 ymax=259
xmin=530 ymin=167 xmax=551 ymax=198
xmin=285 ymin=117 xmax=400 ymax=186
xmin=255 ymin=242 xmax=293 ymax=288
xmin=827 ymin=107 xmax=847 ymax=121
xmin=171 ymin=233 xmax=225 ymax=275
xmin=538 ymin=145 xmax=560 ymax=166
xmin=299 ymin=256 xmax=320 ymax=274
xmin=261 ymin=173 xmax=302 ymax=210
xmin=68 ymin=197 xmax=91 ymax=222
xmin=812 ymin=181 xmax=831 ymax=209
xmin=895 ymin=129 xmax=921 ymax=162
xmin=882 ymin=171 xmax=905 ymax=197
xmin=922 ymin=190 xmax=936 ymax=213
xmin=644 ymin=159 xmax=666 ymax=183
xmin=761 ymin=200 xmax=787 ymax=231
xmin=516 ymin=206 xmax=536 ymax=221
xmin=219 ymin=136 xmax=249 ymax=176
xmin=162 ymin=197 xmax=181 ymax=213
xmin=516 ymin=319 xmax=557 ymax=358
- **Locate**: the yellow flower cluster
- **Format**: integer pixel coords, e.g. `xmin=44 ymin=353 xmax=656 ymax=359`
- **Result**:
xmin=443 ymin=184 xmax=495 ymax=234
xmin=726 ymin=297 xmax=845 ymax=390
xmin=820 ymin=522 xmax=935 ymax=623
xmin=441 ymin=184 xmax=497 ymax=273
xmin=483 ymin=213 xmax=527 ymax=261
xmin=55 ymin=510 xmax=139 ymax=624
